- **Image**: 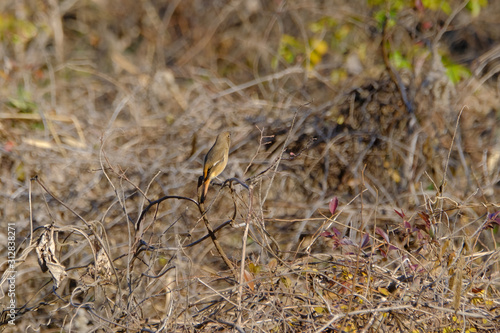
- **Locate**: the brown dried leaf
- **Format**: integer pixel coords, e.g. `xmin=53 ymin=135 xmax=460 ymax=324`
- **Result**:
xmin=35 ymin=226 xmax=67 ymax=288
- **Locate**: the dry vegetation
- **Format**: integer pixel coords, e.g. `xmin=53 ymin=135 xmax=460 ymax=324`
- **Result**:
xmin=1 ymin=0 xmax=500 ymax=332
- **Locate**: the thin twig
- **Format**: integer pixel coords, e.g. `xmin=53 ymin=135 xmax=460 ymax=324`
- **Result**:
xmin=237 ymin=184 xmax=253 ymax=326
xmin=198 ymin=200 xmax=237 ymax=277
xmin=33 ymin=176 xmax=90 ymax=227
xmin=439 ymin=105 xmax=466 ymax=225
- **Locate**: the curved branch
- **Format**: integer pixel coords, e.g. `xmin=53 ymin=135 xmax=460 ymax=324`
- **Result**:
xmin=136 ymin=195 xmax=198 ymax=231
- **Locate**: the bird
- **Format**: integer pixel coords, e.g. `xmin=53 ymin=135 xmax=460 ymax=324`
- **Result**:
xmin=200 ymin=131 xmax=230 ymax=203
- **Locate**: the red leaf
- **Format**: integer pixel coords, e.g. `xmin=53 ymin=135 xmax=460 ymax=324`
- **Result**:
xmin=4 ymin=141 xmax=15 ymax=152
xmin=339 ymin=237 xmax=355 ymax=246
xmin=322 ymin=227 xmax=341 ymax=239
xmin=330 ymin=227 xmax=341 ymax=237
xmin=394 ymin=209 xmax=405 ymax=219
xmin=321 ymin=231 xmax=332 ymax=238
xmin=375 ymin=227 xmax=390 ymax=244
xmin=329 ymin=197 xmax=338 ymax=215
xmin=418 ymin=212 xmax=431 ymax=226
xmin=403 ymin=221 xmax=411 ymax=230
xmin=361 ymin=233 xmax=370 ymax=248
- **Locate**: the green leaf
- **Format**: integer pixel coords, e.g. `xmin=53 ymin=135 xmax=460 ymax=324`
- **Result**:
xmin=0 ymin=14 xmax=37 ymax=44
xmin=278 ymin=34 xmax=302 ymax=64
xmin=308 ymin=17 xmax=337 ymax=33
xmin=445 ymin=62 xmax=471 ymax=84
xmin=8 ymin=86 xmax=37 ymax=113
xmin=390 ymin=50 xmax=412 ymax=69
xmin=422 ymin=0 xmax=452 ymax=14
xmin=466 ymin=0 xmax=488 ymax=17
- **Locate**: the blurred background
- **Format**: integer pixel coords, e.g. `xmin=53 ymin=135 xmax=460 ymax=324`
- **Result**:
xmin=1 ymin=0 xmax=499 ymax=331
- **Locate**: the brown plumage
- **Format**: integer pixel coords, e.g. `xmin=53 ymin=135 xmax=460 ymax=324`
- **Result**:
xmin=200 ymin=131 xmax=230 ymax=203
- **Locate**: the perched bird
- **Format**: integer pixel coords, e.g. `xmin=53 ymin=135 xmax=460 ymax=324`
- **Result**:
xmin=200 ymin=131 xmax=230 ymax=203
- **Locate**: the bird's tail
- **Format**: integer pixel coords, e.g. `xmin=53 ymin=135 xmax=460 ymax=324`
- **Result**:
xmin=200 ymin=179 xmax=210 ymax=203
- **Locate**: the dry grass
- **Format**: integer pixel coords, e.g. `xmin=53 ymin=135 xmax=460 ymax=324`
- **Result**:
xmin=1 ymin=0 xmax=500 ymax=332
